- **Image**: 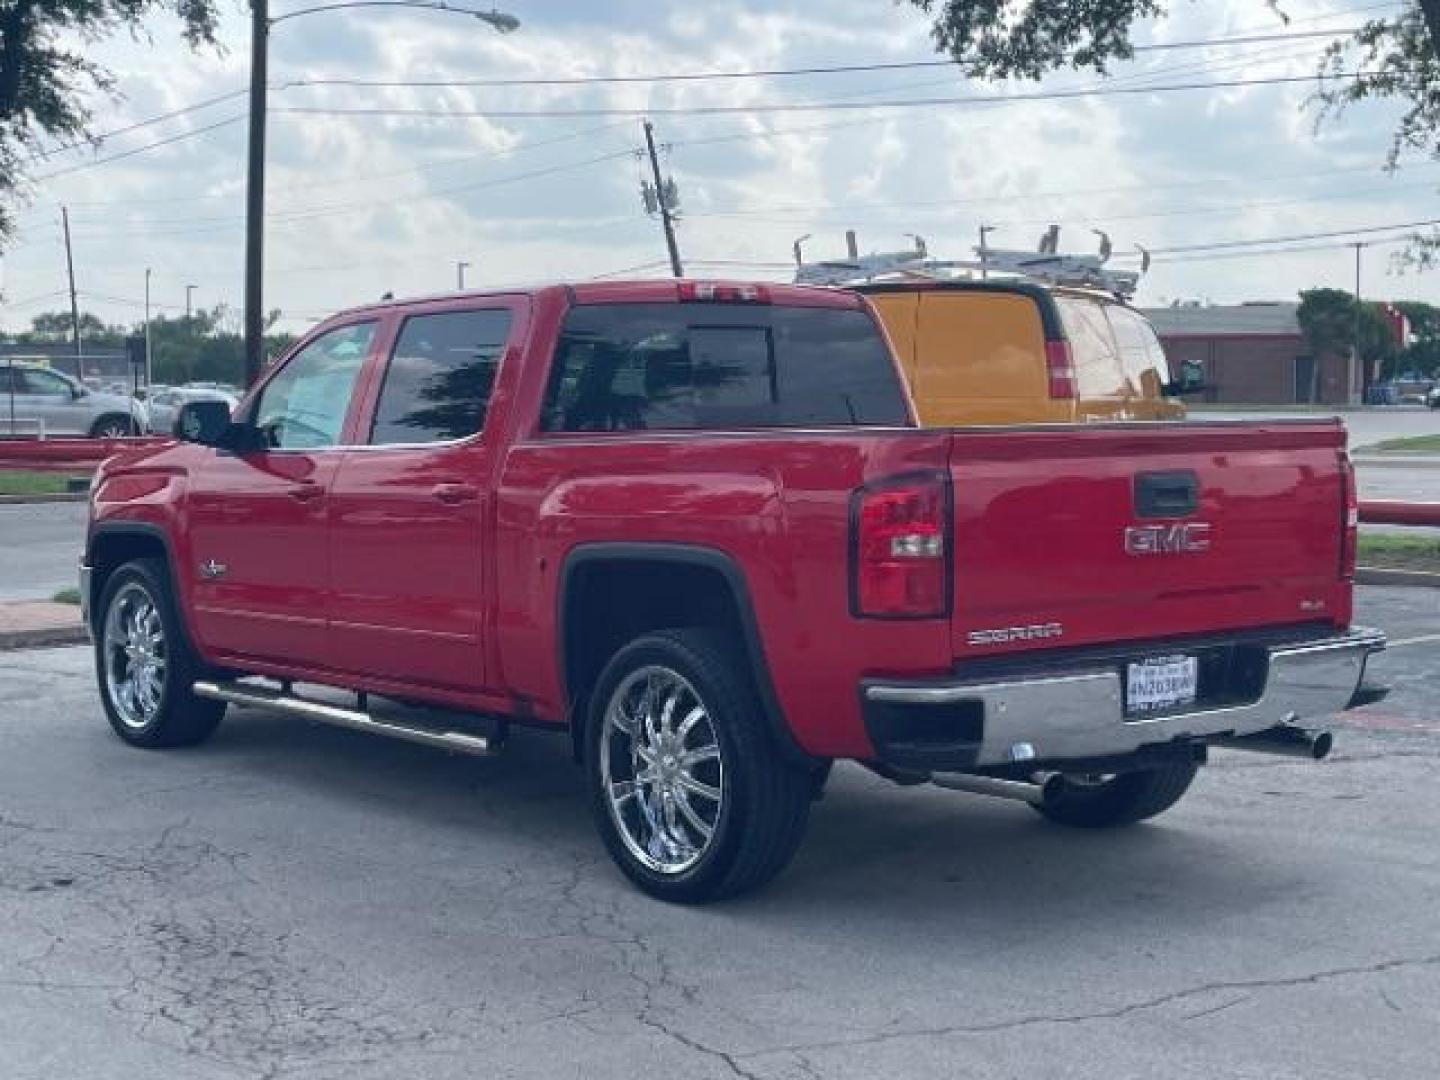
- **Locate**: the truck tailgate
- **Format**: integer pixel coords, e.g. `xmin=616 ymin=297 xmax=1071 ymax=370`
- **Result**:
xmin=948 ymin=420 xmax=1351 ymax=658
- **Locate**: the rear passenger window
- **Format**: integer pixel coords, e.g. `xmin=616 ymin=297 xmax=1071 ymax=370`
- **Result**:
xmin=1055 ymin=297 xmax=1126 ymax=398
xmin=540 ymin=303 xmax=908 ymax=431
xmin=1107 ymin=306 xmax=1172 ymax=397
xmin=370 ymin=309 xmax=512 ymax=444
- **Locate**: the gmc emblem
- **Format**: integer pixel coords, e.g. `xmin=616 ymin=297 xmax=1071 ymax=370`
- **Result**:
xmin=1124 ymin=522 xmax=1212 ymax=556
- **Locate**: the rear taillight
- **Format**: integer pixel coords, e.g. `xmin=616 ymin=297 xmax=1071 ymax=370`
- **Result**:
xmin=1045 ymin=339 xmax=1077 ymax=399
xmin=1339 ymin=451 xmax=1359 ymax=580
xmin=851 ymin=472 xmax=951 ymax=618
xmin=677 ymin=281 xmax=770 ymax=303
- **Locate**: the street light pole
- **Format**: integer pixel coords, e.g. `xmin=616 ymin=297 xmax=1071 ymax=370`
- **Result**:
xmin=144 ymin=267 xmax=152 ymax=388
xmin=186 ymin=284 xmax=198 ymax=321
xmin=457 ymin=261 xmax=471 ymax=291
xmin=1351 ymin=241 xmax=1364 ymax=405
xmin=242 ymin=2 xmax=518 ymax=387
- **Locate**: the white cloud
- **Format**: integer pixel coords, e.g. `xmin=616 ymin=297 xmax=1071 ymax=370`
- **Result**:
xmin=4 ymin=0 xmax=1439 ymax=335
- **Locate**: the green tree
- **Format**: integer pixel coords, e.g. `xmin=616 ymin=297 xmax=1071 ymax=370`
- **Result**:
xmin=146 ymin=304 xmax=294 ymax=385
xmin=1391 ymin=299 xmax=1440 ymax=376
xmin=1297 ymin=288 xmax=1398 ymax=385
xmin=12 ymin=308 xmax=127 ymax=347
xmin=1297 ymin=288 xmax=1357 ymax=359
xmin=0 ymin=0 xmax=219 ymax=244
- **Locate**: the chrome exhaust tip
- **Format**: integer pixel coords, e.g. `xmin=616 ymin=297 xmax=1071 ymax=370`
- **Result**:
xmin=1214 ymin=724 xmax=1332 ymax=761
xmin=930 ymin=771 xmax=1063 ymax=806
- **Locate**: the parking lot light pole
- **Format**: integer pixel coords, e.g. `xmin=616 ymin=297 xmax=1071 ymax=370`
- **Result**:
xmin=243 ymin=3 xmax=520 ymax=387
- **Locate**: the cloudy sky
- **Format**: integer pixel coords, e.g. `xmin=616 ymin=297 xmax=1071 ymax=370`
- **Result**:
xmin=2 ymin=0 xmax=1435 ymax=335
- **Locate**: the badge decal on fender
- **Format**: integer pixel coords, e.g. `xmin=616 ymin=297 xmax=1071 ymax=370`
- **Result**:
xmin=967 ymin=622 xmax=1063 ymax=647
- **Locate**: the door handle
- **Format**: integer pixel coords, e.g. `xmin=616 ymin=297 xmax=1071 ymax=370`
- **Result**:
xmin=288 ymin=482 xmax=325 ymax=503
xmin=431 ymin=482 xmax=479 ymax=505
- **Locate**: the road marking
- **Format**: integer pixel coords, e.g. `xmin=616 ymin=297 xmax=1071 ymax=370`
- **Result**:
xmin=1384 ymin=632 xmax=1440 ymax=649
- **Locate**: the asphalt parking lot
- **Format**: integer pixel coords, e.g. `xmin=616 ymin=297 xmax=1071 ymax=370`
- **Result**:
xmin=1 ymin=587 xmax=1436 ymax=1080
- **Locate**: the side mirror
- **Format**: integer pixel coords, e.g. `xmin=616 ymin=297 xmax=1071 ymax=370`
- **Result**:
xmin=174 ymin=400 xmax=234 ymax=446
xmin=1165 ymin=360 xmax=1208 ymax=397
xmin=71 ymin=384 xmax=86 ymax=400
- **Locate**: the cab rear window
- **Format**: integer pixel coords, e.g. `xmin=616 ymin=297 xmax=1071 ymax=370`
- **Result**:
xmin=540 ymin=302 xmax=909 ymax=432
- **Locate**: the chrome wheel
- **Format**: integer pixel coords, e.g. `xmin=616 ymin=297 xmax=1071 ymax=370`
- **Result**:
xmin=600 ymin=664 xmax=724 ymax=876
xmin=96 ymin=421 xmax=130 ymax=438
xmin=102 ymin=581 xmax=167 ymax=730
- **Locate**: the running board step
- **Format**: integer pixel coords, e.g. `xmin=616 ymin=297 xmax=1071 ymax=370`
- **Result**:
xmin=192 ymin=680 xmax=500 ymax=757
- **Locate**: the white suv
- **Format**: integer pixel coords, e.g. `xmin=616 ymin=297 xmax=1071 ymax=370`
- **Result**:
xmin=0 ymin=363 xmax=147 ymax=437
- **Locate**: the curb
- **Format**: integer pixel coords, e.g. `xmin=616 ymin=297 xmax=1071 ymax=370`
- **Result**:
xmin=1352 ymin=455 xmax=1440 ymax=470
xmin=0 ymin=624 xmax=89 ymax=650
xmin=0 ymin=492 xmax=90 ymax=505
xmin=1356 ymin=566 xmax=1440 ymax=589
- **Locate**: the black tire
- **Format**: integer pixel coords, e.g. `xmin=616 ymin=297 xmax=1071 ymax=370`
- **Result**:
xmin=90 ymin=414 xmax=137 ymax=438
xmin=94 ymin=557 xmax=225 ymax=748
xmin=585 ymin=628 xmax=812 ymax=904
xmin=1033 ymin=761 xmax=1198 ymax=829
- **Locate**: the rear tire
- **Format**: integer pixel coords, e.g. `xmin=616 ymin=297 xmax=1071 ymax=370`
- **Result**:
xmin=95 ymin=557 xmax=225 ymax=748
xmin=1033 ymin=761 xmax=1198 ymax=829
xmin=90 ymin=415 xmax=137 ymax=438
xmin=585 ymin=628 xmax=812 ymax=903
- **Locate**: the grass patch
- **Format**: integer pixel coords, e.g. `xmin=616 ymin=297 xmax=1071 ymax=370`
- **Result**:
xmin=1360 ymin=434 xmax=1440 ymax=454
xmin=0 ymin=470 xmax=73 ymax=496
xmin=1358 ymin=533 xmax=1440 ymax=573
xmin=51 ymin=588 xmax=81 ymax=606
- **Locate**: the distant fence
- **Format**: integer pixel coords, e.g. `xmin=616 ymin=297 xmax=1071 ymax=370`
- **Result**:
xmin=1359 ymin=501 xmax=1440 ymax=528
xmin=0 ymin=436 xmax=165 ymax=472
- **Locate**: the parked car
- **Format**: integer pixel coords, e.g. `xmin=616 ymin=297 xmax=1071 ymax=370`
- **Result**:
xmin=80 ymin=281 xmax=1382 ymax=903
xmin=0 ymin=361 xmax=146 ymax=437
xmin=145 ymin=386 xmax=238 ymax=435
xmin=859 ymin=281 xmax=1195 ymax=426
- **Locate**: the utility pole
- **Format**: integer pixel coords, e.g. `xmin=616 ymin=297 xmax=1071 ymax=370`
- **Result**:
xmin=61 ymin=205 xmax=84 ymax=377
xmin=144 ymin=268 xmax=153 ymax=388
xmin=457 ymin=261 xmax=471 ymax=291
xmin=979 ymin=224 xmax=997 ymax=280
xmin=1351 ymin=241 xmax=1365 ymax=405
xmin=642 ymin=120 xmax=683 ymax=277
xmin=244 ymin=0 xmax=270 ymax=388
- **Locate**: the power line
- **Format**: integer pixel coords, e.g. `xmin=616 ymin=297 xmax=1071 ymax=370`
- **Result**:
xmin=270 ymin=69 xmax=1402 ymax=120
xmin=33 ymin=89 xmax=250 ymax=159
xmin=282 ymin=27 xmax=1366 ymax=91
xmin=1156 ymin=234 xmax=1413 ymax=264
xmin=52 ymin=148 xmax=638 ymax=240
xmin=1145 ymin=217 xmax=1440 ymax=255
xmin=31 ymin=115 xmax=247 ymax=181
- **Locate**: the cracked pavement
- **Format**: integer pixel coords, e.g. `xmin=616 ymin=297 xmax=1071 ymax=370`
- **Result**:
xmin=1 ymin=586 xmax=1436 ymax=1079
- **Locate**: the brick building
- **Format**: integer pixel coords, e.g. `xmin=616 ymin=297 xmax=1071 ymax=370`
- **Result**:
xmin=1139 ymin=302 xmax=1359 ymax=406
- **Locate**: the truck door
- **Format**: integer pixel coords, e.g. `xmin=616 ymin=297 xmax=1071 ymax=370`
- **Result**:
xmin=325 ymin=304 xmax=516 ymax=692
xmin=185 ymin=321 xmax=377 ymax=669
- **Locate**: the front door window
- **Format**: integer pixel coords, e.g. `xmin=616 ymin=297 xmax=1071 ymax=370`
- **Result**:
xmin=252 ymin=322 xmax=375 ymax=449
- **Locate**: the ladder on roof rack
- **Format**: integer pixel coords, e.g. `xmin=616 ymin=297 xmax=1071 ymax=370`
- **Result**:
xmin=793 ymin=230 xmax=1147 ymax=300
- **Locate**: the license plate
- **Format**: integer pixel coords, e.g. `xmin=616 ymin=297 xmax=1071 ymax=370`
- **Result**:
xmin=1125 ymin=655 xmax=1198 ymax=715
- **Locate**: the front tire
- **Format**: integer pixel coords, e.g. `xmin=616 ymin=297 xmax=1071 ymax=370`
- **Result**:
xmin=1033 ymin=761 xmax=1198 ymax=829
xmin=585 ymin=628 xmax=812 ymax=903
xmin=95 ymin=558 xmax=225 ymax=748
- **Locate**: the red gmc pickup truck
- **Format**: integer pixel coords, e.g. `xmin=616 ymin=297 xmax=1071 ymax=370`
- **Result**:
xmin=81 ymin=280 xmax=1384 ymax=903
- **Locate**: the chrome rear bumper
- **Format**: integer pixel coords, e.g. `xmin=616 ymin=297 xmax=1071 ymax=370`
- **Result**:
xmin=863 ymin=626 xmax=1385 ymax=768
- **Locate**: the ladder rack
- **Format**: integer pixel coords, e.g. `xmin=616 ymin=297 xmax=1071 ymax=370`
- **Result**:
xmin=793 ymin=233 xmax=1146 ymax=299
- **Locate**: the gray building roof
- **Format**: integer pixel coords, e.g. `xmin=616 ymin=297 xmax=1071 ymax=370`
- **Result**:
xmin=1138 ymin=302 xmax=1301 ymax=338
